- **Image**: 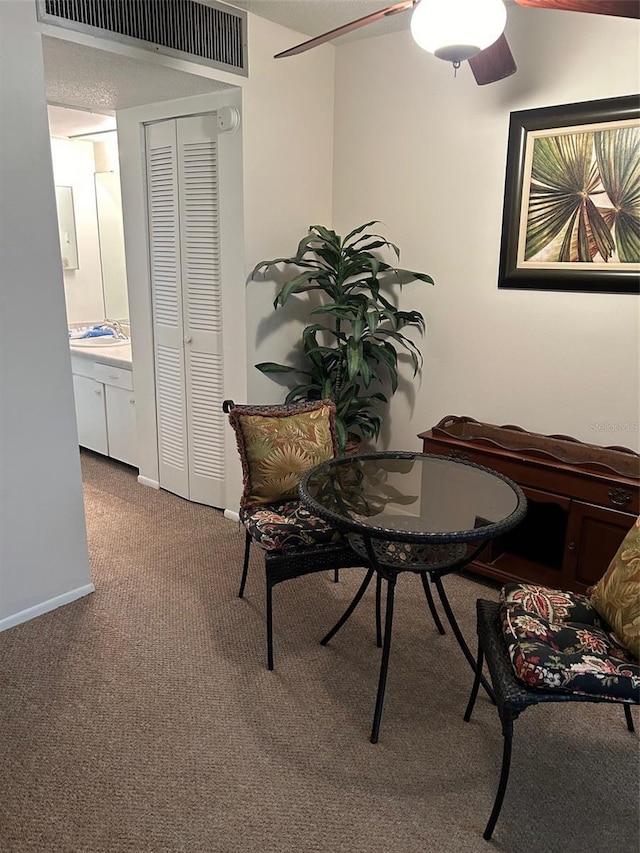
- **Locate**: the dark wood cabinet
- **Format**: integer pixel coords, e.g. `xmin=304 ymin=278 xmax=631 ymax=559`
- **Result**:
xmin=419 ymin=416 xmax=639 ymax=593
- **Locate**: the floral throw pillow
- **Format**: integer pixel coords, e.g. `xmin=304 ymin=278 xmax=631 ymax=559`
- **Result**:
xmin=589 ymin=515 xmax=640 ymax=659
xmin=228 ymin=400 xmax=337 ymax=507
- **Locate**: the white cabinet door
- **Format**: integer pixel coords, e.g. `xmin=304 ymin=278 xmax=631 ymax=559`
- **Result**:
xmin=105 ymin=385 xmax=137 ymax=467
xmin=72 ymin=375 xmax=108 ymax=455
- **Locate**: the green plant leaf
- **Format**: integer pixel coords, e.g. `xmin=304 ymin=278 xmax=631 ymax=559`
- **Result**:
xmin=365 ymin=310 xmax=379 ymax=334
xmin=343 ymin=220 xmax=382 ymax=244
xmin=346 ymin=337 xmax=363 ymax=380
xmin=334 ymin=417 xmax=348 ymax=453
xmin=275 ymin=269 xmax=326 ymax=306
xmin=255 ymin=361 xmax=304 ymax=375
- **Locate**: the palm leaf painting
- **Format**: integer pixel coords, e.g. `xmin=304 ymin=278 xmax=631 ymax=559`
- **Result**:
xmin=524 ymin=124 xmax=640 ymax=264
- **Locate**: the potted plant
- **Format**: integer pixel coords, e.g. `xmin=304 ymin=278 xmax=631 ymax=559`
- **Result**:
xmin=251 ymin=222 xmax=433 ymax=452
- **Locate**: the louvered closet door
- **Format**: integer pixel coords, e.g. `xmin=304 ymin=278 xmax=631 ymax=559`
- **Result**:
xmin=145 ymin=115 xmax=225 ymax=507
xmin=176 ymin=115 xmax=225 ymax=506
xmin=146 ymin=119 xmax=189 ymax=500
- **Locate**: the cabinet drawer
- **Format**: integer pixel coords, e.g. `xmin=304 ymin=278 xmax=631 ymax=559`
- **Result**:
xmin=93 ymin=363 xmax=134 ymax=391
xmin=70 ymin=355 xmax=96 ymax=381
xmin=575 ymin=479 xmax=639 ymax=515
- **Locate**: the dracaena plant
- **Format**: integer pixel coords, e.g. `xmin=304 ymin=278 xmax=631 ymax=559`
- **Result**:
xmin=251 ymin=222 xmax=433 ymax=452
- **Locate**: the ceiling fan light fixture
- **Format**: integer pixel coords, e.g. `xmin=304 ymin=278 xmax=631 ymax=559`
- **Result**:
xmin=410 ymin=0 xmax=508 ymax=64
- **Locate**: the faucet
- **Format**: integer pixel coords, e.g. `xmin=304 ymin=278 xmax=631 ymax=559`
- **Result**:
xmin=102 ymin=319 xmax=129 ymax=340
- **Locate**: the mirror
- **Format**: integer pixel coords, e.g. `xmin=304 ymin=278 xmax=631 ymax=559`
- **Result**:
xmin=95 ymin=171 xmax=129 ymax=319
xmin=55 ymin=186 xmax=79 ymax=270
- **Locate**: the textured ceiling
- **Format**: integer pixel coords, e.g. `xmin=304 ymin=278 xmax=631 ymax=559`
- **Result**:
xmin=42 ymin=36 xmax=235 ymax=115
xmin=229 ymin=0 xmax=414 ymax=43
xmin=229 ymin=0 xmax=518 ymax=44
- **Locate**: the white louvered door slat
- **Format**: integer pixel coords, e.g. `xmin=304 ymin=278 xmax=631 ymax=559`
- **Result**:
xmin=177 ymin=115 xmax=225 ymax=507
xmin=145 ymin=120 xmax=189 ymax=500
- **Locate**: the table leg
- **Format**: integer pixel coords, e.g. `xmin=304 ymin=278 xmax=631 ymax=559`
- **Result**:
xmin=420 ymin=572 xmax=445 ymax=635
xmin=433 ymin=575 xmax=495 ymax=702
xmin=375 ymin=573 xmax=383 ymax=648
xmin=320 ymin=566 xmax=376 ymax=646
xmin=370 ymin=574 xmax=396 ymax=744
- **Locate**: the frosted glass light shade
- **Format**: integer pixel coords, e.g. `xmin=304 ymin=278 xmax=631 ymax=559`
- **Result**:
xmin=410 ymin=0 xmax=507 ymax=63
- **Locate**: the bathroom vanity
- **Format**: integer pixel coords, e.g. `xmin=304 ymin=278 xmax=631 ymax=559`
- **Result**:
xmin=70 ymin=342 xmax=137 ymax=467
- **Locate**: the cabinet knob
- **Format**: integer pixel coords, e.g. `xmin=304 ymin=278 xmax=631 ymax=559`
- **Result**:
xmin=568 ymin=541 xmax=576 ymax=551
xmin=94 ymin=389 xmax=102 ymax=396
xmin=184 ymin=335 xmax=192 ymax=344
xmin=129 ymin=398 xmax=135 ymax=405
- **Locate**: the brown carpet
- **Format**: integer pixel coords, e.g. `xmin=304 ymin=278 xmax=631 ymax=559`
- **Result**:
xmin=0 ymin=451 xmax=637 ymax=853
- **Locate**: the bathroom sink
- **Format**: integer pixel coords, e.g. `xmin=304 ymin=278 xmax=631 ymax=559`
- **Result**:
xmin=70 ymin=337 xmax=129 ymax=348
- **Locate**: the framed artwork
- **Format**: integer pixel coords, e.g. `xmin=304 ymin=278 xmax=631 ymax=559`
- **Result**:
xmin=498 ymin=95 xmax=639 ymax=294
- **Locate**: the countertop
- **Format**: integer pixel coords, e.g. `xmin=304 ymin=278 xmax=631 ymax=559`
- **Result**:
xmin=69 ymin=341 xmax=133 ymax=369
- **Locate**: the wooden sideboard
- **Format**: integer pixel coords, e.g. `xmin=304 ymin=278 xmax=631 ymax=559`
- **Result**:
xmin=419 ymin=416 xmax=640 ymax=594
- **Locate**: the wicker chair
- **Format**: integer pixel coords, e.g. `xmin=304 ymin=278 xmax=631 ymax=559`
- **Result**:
xmin=223 ymin=399 xmax=364 ymax=670
xmin=465 ymin=588 xmax=639 ymax=841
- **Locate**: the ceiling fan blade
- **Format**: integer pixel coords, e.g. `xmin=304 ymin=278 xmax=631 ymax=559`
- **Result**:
xmin=274 ymin=0 xmax=416 ymax=59
xmin=514 ymin=0 xmax=639 ymax=19
xmin=468 ymin=35 xmax=517 ymax=85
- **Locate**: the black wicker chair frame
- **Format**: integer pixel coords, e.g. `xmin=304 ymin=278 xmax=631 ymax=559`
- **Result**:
xmin=238 ymin=531 xmax=363 ymax=670
xmin=465 ymin=599 xmax=638 ymax=841
xmin=224 ymin=399 xmax=365 ymax=670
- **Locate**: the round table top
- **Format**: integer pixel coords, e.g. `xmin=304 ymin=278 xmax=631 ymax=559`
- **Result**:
xmin=299 ymin=451 xmax=527 ymax=545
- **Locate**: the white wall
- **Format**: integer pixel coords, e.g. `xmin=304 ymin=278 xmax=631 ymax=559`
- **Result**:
xmin=0 ymin=0 xmax=92 ymax=629
xmin=50 ymin=137 xmax=105 ymax=323
xmin=241 ymin=17 xmax=335 ymax=405
xmin=332 ymin=6 xmax=640 ymax=454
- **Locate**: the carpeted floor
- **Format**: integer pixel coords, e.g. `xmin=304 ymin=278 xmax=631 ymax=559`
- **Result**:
xmin=0 ymin=451 xmax=638 ymax=853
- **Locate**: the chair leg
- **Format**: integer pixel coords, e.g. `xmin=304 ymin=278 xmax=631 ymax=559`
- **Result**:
xmin=238 ymin=530 xmax=251 ymax=598
xmin=464 ymin=639 xmax=484 ymax=723
xmin=420 ymin=572 xmax=445 ymax=635
xmin=266 ymin=580 xmax=274 ymax=671
xmin=484 ymin=720 xmax=514 ymax=841
xmin=333 ymin=568 xmax=339 ymax=583
xmin=624 ymin=703 xmax=635 ymax=733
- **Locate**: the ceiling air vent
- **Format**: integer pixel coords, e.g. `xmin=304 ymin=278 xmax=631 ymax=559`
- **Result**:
xmin=37 ymin=0 xmax=247 ymax=76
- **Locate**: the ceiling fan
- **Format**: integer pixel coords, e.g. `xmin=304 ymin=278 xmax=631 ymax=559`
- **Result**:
xmin=274 ymin=0 xmax=639 ymax=86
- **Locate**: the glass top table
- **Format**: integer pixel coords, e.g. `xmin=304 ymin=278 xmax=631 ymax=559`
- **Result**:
xmin=299 ymin=451 xmax=527 ymax=743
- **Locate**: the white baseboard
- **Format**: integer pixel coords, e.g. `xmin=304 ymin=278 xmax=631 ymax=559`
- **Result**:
xmin=224 ymin=508 xmax=240 ymax=523
xmin=138 ymin=475 xmax=160 ymax=489
xmin=0 ymin=583 xmax=95 ymax=633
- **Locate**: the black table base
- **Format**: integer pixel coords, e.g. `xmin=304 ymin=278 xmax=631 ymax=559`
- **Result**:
xmin=322 ymin=533 xmax=495 ymax=743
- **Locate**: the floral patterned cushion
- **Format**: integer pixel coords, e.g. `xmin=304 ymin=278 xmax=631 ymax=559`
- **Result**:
xmin=590 ymin=515 xmax=640 ymax=658
xmin=228 ymin=401 xmax=338 ymax=508
xmin=500 ymin=583 xmax=640 ymax=702
xmin=240 ymin=501 xmax=343 ymax=552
